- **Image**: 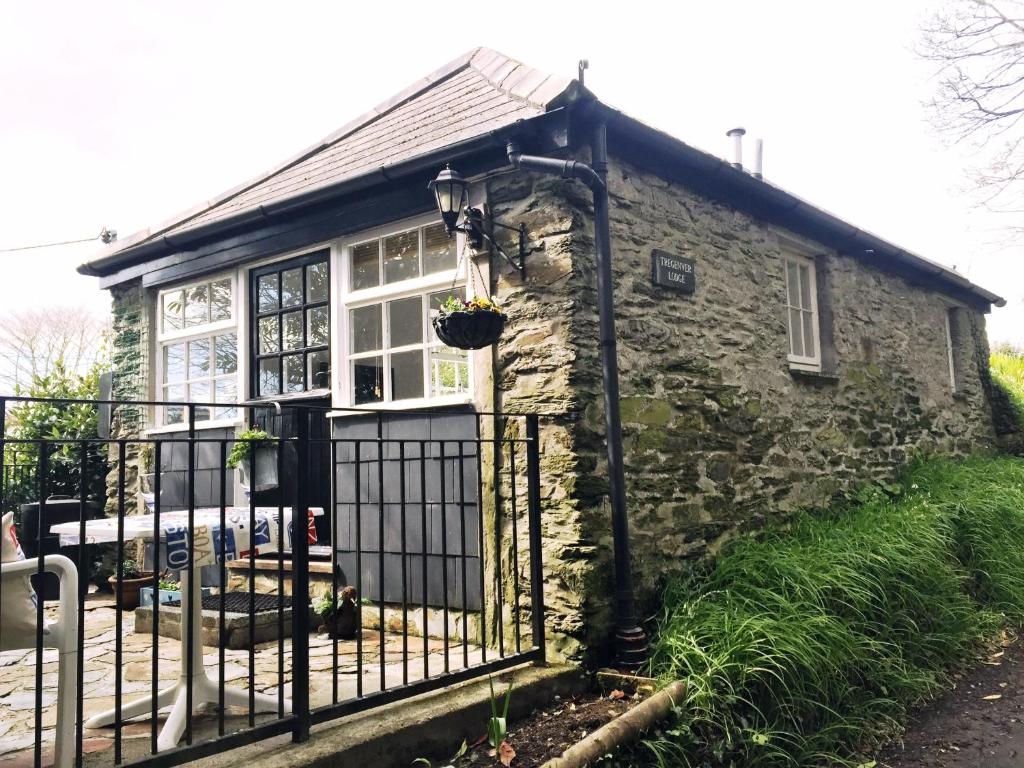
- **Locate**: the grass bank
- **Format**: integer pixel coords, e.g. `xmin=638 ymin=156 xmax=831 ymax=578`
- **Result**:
xmin=641 ymin=456 xmax=1024 ymax=767
xmin=992 ymin=348 xmax=1024 ymax=424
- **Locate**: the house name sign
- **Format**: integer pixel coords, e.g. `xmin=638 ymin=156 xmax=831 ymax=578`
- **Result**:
xmin=651 ymin=250 xmax=696 ymax=294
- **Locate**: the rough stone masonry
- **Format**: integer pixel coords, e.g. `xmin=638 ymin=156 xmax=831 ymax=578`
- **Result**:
xmin=486 ymin=152 xmax=998 ymax=663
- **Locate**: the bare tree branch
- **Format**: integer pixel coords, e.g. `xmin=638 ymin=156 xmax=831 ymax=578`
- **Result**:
xmin=0 ymin=307 xmax=110 ymax=392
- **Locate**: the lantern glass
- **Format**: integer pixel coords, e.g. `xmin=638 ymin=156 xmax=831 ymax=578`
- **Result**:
xmin=429 ymin=166 xmax=468 ymax=234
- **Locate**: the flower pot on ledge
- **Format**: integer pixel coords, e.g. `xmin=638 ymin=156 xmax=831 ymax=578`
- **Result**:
xmin=109 ymin=572 xmax=155 ymax=611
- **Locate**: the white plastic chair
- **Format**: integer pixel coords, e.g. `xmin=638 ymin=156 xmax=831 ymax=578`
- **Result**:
xmin=1 ymin=555 xmax=79 ymax=768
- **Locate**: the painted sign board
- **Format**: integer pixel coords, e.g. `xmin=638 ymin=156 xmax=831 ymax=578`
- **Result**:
xmin=651 ymin=250 xmax=696 ymax=293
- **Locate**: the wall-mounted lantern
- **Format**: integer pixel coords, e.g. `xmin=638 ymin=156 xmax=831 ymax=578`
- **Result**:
xmin=427 ymin=165 xmax=527 ymax=278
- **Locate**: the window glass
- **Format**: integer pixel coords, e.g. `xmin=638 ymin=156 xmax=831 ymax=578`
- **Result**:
xmin=307 ymin=350 xmax=330 ymax=390
xmin=351 ymin=241 xmax=380 ymax=290
xmin=307 ymin=262 xmax=328 ymax=302
xmin=785 ymin=261 xmax=800 ymax=307
xmin=282 ymin=311 xmax=303 ymax=351
xmin=801 ymin=312 xmax=815 ymax=358
xmin=351 ymin=304 xmax=383 ymax=354
xmin=354 ymin=357 xmax=384 ymax=404
xmin=184 ymin=283 xmax=209 ymax=327
xmin=430 ymin=346 xmax=470 ymax=397
xmin=162 ymin=290 xmax=183 ymax=332
xmin=211 ymin=279 xmax=232 ymax=321
xmin=391 ymin=350 xmax=424 ymax=401
xmin=259 ymin=358 xmax=281 ymax=396
xmin=164 ymin=344 xmax=185 ymax=383
xmin=307 ymin=306 xmax=329 ymax=347
xmin=423 ymin=223 xmax=455 ymax=275
xmin=283 ymin=354 xmax=305 ymax=393
xmin=258 ymin=274 xmax=279 ymax=312
xmin=258 ymin=317 xmax=279 ymax=354
xmin=799 ymin=264 xmax=813 ymax=308
xmin=188 ymin=338 xmax=210 ymax=378
xmin=388 ymin=296 xmax=423 ymax=348
xmin=384 ymin=229 xmax=419 ymax=284
xmin=215 ymin=333 xmax=237 ymax=375
xmin=281 ymin=268 xmax=303 ymax=308
xmin=789 ymin=308 xmax=804 ymax=357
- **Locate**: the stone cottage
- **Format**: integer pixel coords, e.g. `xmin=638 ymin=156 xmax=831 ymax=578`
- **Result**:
xmin=80 ymin=48 xmax=1007 ymax=662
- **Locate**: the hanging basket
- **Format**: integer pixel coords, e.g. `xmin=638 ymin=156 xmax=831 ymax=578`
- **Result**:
xmin=432 ymin=310 xmax=506 ymax=350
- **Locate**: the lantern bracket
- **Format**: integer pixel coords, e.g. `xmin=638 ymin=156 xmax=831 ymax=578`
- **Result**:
xmin=461 ymin=208 xmax=527 ymax=280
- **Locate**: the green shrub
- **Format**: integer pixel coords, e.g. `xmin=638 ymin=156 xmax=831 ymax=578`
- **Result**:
xmin=642 ymin=456 xmax=1024 ymax=767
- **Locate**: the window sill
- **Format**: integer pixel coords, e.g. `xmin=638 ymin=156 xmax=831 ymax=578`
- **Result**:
xmin=788 ymin=365 xmax=840 ymax=383
xmin=244 ymin=390 xmax=332 ymax=406
xmin=327 ymin=395 xmax=476 ymax=419
xmin=144 ymin=418 xmax=243 ymax=436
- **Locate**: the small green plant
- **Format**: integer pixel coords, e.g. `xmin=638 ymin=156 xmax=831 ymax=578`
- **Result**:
xmin=158 ymin=578 xmax=180 ymax=591
xmin=138 ymin=443 xmax=155 ymax=474
xmin=117 ymin=558 xmax=142 ymax=579
xmin=411 ymin=740 xmax=467 ymax=768
xmin=227 ymin=429 xmax=272 ymax=469
xmin=487 ymin=674 xmax=514 ymax=748
xmin=312 ymin=592 xmax=336 ymax=618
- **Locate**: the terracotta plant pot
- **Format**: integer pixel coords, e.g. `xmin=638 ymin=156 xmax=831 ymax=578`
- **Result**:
xmin=432 ymin=310 xmax=506 ymax=350
xmin=108 ymin=572 xmax=154 ymax=611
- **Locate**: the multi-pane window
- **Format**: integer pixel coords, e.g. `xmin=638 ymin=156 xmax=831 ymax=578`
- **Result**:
xmin=158 ymin=277 xmax=238 ymax=425
xmin=784 ymin=255 xmax=821 ymax=369
xmin=346 ymin=222 xmax=469 ymax=406
xmin=251 ymin=251 xmax=330 ymax=398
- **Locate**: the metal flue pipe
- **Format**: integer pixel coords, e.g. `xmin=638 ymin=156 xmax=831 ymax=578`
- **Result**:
xmin=507 ymin=125 xmax=648 ymax=671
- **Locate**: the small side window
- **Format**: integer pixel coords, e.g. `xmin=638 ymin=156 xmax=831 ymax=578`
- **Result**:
xmin=946 ymin=306 xmax=965 ymax=393
xmin=784 ymin=255 xmax=821 ymax=371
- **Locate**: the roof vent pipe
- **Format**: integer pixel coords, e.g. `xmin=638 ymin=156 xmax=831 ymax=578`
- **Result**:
xmin=726 ymin=127 xmax=746 ymax=169
xmin=753 ymin=138 xmax=763 ymax=179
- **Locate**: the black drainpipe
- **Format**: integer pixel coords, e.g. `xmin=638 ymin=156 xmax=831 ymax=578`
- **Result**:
xmin=507 ymin=124 xmax=649 ymax=671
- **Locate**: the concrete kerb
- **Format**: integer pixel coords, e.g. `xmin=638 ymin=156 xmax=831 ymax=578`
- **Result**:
xmin=183 ymin=663 xmax=588 ymax=768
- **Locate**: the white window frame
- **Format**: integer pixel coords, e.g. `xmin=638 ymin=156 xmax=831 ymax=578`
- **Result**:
xmin=152 ymin=272 xmax=243 ymax=431
xmin=945 ymin=306 xmax=960 ymax=393
xmin=783 ymin=252 xmax=822 ymax=372
xmin=332 ymin=213 xmax=474 ymax=411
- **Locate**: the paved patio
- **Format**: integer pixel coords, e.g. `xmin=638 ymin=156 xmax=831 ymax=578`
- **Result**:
xmin=0 ymin=592 xmax=481 ymax=767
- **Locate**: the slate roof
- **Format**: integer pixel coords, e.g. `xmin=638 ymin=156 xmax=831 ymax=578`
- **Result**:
xmin=95 ymin=48 xmax=581 ymax=259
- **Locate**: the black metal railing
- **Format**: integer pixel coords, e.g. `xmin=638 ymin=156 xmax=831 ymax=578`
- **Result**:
xmin=0 ymin=396 xmax=551 ymax=768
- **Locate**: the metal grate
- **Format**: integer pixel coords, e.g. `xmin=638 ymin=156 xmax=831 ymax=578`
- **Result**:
xmin=163 ymin=592 xmax=293 ymax=614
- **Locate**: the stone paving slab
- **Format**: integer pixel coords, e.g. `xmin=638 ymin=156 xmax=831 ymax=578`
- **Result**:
xmin=0 ymin=593 xmax=483 ymax=768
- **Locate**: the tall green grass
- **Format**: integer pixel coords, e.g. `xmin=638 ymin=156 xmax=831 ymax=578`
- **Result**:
xmin=992 ymin=348 xmax=1024 ymax=425
xmin=642 ymin=456 xmax=1024 ymax=767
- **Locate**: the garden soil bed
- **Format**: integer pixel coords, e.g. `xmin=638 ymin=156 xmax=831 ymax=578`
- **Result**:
xmin=460 ymin=689 xmax=641 ymax=767
xmin=877 ymin=629 xmax=1024 ymax=767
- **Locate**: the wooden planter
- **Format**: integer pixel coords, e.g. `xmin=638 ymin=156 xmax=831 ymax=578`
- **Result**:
xmin=432 ymin=310 xmax=506 ymax=350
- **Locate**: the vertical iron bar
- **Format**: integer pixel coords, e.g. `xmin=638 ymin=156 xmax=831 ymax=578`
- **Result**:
xmin=457 ymin=441 xmax=468 ymax=669
xmin=248 ymin=423 xmax=256 ymax=726
xmin=291 ymin=409 xmax=310 ymax=742
xmin=74 ymin=438 xmax=87 ymax=768
xmin=474 ymin=418 xmax=486 ymax=663
xmin=151 ymin=441 xmax=162 ymax=754
xmin=218 ymin=440 xmax=227 ymax=737
xmin=439 ymin=441 xmax=449 ymax=675
xmin=525 ymin=415 xmax=545 ymax=662
xmin=419 ymin=440 xmax=428 ymax=681
xmin=492 ymin=417 xmax=505 ymax=658
xmin=376 ymin=415 xmax=384 ymax=693
xmin=277 ymin=425 xmax=285 ymax=718
xmin=399 ymin=441 xmax=408 ymax=687
xmin=34 ymin=442 xmax=48 ymax=768
xmin=354 ymin=440 xmax=363 ymax=698
xmin=330 ymin=438 xmax=339 ymax=704
xmin=76 ymin=441 xmax=87 ymax=768
xmin=185 ymin=410 xmax=196 ymax=744
xmin=508 ymin=434 xmax=521 ymax=654
xmin=114 ymin=441 xmax=125 ymax=764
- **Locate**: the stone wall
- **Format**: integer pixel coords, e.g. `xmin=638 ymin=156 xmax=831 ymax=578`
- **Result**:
xmin=105 ymin=280 xmax=150 ymax=514
xmin=487 ymin=153 xmax=1000 ymax=663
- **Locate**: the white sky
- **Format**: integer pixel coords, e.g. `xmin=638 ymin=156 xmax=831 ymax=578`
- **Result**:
xmin=0 ymin=0 xmax=1020 ymax=347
